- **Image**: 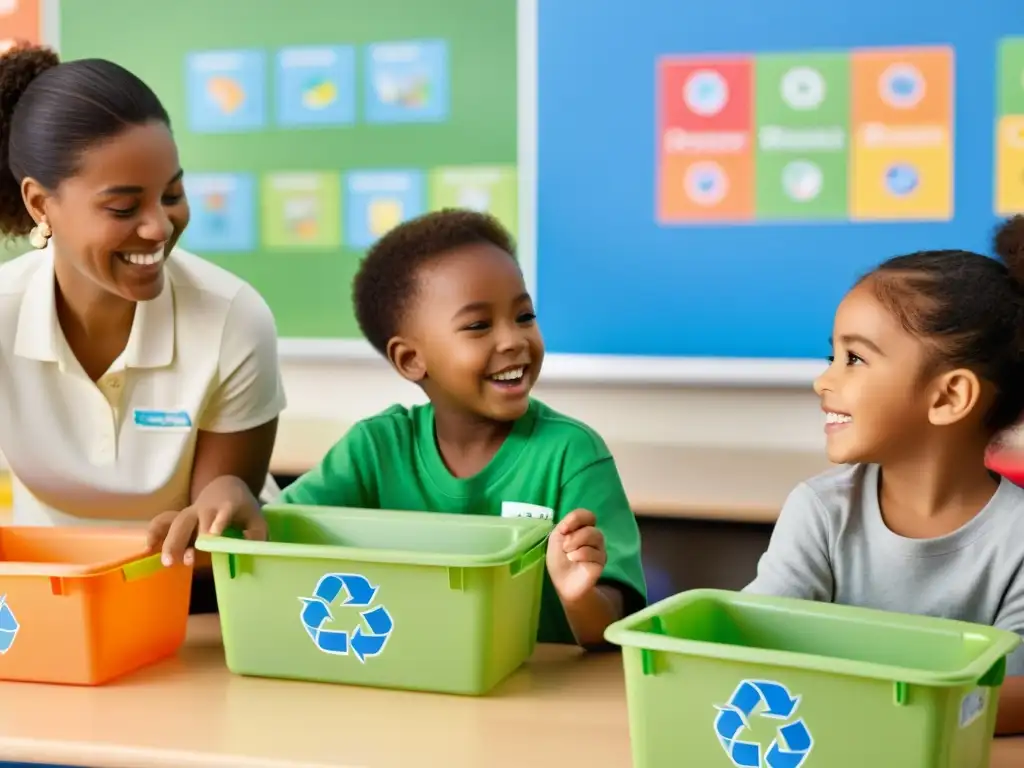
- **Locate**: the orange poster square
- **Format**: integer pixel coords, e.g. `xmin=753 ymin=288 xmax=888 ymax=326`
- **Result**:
xmin=658 ymin=151 xmax=754 ymax=223
xmin=0 ymin=0 xmax=40 ymax=48
xmin=851 ymin=46 xmax=953 ymax=126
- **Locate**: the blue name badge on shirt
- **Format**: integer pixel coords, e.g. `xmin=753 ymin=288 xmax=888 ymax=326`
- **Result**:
xmin=133 ymin=408 xmax=193 ymax=431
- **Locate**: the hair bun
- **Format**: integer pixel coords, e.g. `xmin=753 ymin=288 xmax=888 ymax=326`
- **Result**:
xmin=995 ymin=215 xmax=1024 ymax=287
xmin=0 ymin=42 xmax=59 ymax=123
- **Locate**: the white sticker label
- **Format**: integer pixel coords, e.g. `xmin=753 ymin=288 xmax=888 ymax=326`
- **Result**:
xmin=959 ymin=688 xmax=988 ymax=729
xmin=501 ymin=501 xmax=554 ymax=521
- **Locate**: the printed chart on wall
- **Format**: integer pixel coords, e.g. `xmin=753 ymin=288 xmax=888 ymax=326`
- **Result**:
xmin=57 ymin=0 xmax=517 ymax=341
xmin=535 ymin=0 xmax=1024 ymax=361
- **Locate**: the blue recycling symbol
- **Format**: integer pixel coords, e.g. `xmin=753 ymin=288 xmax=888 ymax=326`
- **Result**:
xmin=714 ymin=679 xmax=814 ymax=768
xmin=299 ymin=573 xmax=394 ymax=663
xmin=0 ymin=595 xmax=18 ymax=655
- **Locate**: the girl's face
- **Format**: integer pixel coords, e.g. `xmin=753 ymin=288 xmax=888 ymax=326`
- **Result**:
xmin=813 ymin=281 xmax=935 ymax=465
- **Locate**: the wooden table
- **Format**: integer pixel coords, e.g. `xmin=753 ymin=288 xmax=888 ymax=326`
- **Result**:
xmin=271 ymin=416 xmax=832 ymax=523
xmin=0 ymin=617 xmax=1019 ymax=768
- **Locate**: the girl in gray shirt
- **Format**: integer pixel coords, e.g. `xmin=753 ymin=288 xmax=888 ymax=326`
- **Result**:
xmin=746 ymin=215 xmax=1024 ymax=736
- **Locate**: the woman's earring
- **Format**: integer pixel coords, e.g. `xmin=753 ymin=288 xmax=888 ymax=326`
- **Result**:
xmin=28 ymin=220 xmax=51 ymax=249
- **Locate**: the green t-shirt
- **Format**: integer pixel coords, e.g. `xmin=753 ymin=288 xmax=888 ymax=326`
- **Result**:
xmin=278 ymin=398 xmax=648 ymax=644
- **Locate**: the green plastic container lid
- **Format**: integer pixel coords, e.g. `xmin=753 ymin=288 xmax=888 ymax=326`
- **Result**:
xmin=196 ymin=503 xmax=553 ymax=569
xmin=605 ymin=589 xmax=1022 ymax=688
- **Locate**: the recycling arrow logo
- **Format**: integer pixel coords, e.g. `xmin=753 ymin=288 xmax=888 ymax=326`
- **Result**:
xmin=714 ymin=679 xmax=814 ymax=767
xmin=299 ymin=573 xmax=394 ymax=663
xmin=0 ymin=595 xmax=18 ymax=655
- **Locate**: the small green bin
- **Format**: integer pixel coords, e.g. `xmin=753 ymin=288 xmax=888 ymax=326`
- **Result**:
xmin=603 ymin=589 xmax=1021 ymax=768
xmin=196 ymin=504 xmax=551 ymax=695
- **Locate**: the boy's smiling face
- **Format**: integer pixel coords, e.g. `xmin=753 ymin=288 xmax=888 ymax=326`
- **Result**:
xmin=389 ymin=242 xmax=544 ymax=422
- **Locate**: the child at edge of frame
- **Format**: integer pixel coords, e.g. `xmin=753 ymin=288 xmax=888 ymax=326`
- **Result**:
xmin=744 ymin=215 xmax=1024 ymax=736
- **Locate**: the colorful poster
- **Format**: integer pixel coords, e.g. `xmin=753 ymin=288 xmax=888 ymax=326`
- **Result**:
xmin=345 ymin=170 xmax=425 ymax=248
xmin=262 ymin=172 xmax=341 ymax=248
xmin=0 ymin=0 xmax=40 ymax=49
xmin=656 ymin=45 xmax=953 ymax=225
xmin=996 ymin=37 xmax=1024 ymax=215
xmin=181 ymin=173 xmax=256 ymax=253
xmin=60 ymin=0 xmax=516 ymax=341
xmin=276 ymin=45 xmax=356 ymax=127
xmin=429 ymin=165 xmax=518 ymax=235
xmin=365 ymin=40 xmax=449 ymax=123
xmin=849 ymin=46 xmax=953 ymax=221
xmin=754 ymin=53 xmax=850 ymax=220
xmin=657 ymin=56 xmax=755 ymax=223
xmin=186 ymin=50 xmax=267 ymax=133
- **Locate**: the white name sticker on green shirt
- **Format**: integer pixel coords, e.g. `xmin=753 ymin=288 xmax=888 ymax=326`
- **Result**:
xmin=501 ymin=501 xmax=554 ymax=521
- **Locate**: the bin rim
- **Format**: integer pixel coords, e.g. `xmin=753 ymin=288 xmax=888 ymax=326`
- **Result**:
xmin=603 ymin=589 xmax=1023 ymax=688
xmin=195 ymin=503 xmax=554 ymax=568
xmin=0 ymin=526 xmax=157 ymax=579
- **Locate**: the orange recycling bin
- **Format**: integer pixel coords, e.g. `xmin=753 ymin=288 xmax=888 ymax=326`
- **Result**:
xmin=0 ymin=527 xmax=193 ymax=685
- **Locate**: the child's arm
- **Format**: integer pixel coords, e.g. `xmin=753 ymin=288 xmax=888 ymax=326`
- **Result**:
xmin=994 ymin=568 xmax=1024 ymax=735
xmin=549 ymin=458 xmax=647 ymax=648
xmin=742 ymin=483 xmax=834 ymax=601
xmin=276 ymin=423 xmax=376 ymax=507
xmin=996 ymin=676 xmax=1024 ymax=735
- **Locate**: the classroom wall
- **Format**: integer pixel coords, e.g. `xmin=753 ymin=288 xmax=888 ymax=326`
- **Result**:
xmin=280 ymin=359 xmax=826 ymax=452
xmin=0 ymin=361 xmax=823 ymax=475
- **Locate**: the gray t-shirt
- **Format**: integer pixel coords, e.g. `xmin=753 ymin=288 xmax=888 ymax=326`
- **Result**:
xmin=744 ymin=463 xmax=1024 ymax=675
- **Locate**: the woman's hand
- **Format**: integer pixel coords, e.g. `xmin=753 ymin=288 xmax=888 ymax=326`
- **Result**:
xmin=147 ymin=475 xmax=267 ymax=567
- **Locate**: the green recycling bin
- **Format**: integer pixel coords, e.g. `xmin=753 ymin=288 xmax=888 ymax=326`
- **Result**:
xmin=196 ymin=504 xmax=551 ymax=695
xmin=603 ymin=589 xmax=1021 ymax=767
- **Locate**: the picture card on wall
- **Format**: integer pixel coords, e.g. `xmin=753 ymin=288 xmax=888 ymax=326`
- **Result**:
xmin=181 ymin=173 xmax=257 ymax=253
xmin=345 ymin=170 xmax=425 ymax=248
xmin=276 ymin=45 xmax=357 ymax=128
xmin=186 ymin=49 xmax=267 ymax=133
xmin=365 ymin=40 xmax=450 ymax=123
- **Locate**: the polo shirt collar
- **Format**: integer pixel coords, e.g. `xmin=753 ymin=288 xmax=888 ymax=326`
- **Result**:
xmin=14 ymin=243 xmax=175 ymax=370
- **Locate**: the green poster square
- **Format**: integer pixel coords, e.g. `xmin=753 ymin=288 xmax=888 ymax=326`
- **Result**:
xmin=261 ymin=172 xmax=342 ymax=248
xmin=755 ymin=151 xmax=848 ymax=221
xmin=755 ymin=51 xmax=850 ymax=128
xmin=999 ymin=37 xmax=1024 ymax=116
xmin=428 ymin=165 xmax=518 ymax=236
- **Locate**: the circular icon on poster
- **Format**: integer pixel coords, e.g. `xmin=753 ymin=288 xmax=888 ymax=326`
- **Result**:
xmin=684 ymin=161 xmax=728 ymax=206
xmin=1007 ymin=122 xmax=1024 ymax=150
xmin=879 ymin=63 xmax=925 ymax=109
xmin=781 ymin=67 xmax=826 ymax=110
xmin=0 ymin=0 xmax=17 ymax=17
xmin=885 ymin=164 xmax=919 ymax=196
xmin=782 ymin=160 xmax=823 ymax=202
xmin=683 ymin=70 xmax=729 ymax=117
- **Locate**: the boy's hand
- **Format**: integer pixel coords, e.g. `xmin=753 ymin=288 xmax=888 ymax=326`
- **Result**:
xmin=546 ymin=509 xmax=607 ymax=603
xmin=146 ymin=476 xmax=268 ymax=567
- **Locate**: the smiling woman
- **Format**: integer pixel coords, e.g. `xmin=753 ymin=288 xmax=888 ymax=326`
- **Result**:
xmin=0 ymin=43 xmax=287 ymax=613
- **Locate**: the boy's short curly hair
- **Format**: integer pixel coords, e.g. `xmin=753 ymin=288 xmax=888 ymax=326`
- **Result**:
xmin=353 ymin=208 xmax=517 ymax=356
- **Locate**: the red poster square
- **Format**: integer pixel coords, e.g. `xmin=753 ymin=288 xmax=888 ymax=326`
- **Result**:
xmin=0 ymin=0 xmax=40 ymax=48
xmin=658 ymin=55 xmax=753 ymax=132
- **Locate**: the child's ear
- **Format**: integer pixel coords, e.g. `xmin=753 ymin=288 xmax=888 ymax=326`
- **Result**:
xmin=387 ymin=336 xmax=426 ymax=383
xmin=927 ymin=367 xmax=983 ymax=426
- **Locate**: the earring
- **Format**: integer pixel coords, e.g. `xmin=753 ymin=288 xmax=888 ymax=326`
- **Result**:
xmin=28 ymin=220 xmax=51 ymax=249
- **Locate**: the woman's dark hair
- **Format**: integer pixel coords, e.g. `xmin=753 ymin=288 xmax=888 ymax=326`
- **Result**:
xmin=862 ymin=215 xmax=1024 ymax=432
xmin=0 ymin=42 xmax=170 ymax=237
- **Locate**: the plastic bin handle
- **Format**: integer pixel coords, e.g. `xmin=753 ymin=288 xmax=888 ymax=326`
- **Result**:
xmin=510 ymin=537 xmax=548 ymax=577
xmin=121 ymin=553 xmax=164 ymax=582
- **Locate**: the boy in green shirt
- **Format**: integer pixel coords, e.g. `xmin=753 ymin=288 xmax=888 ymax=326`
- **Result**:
xmin=152 ymin=209 xmax=646 ymax=646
